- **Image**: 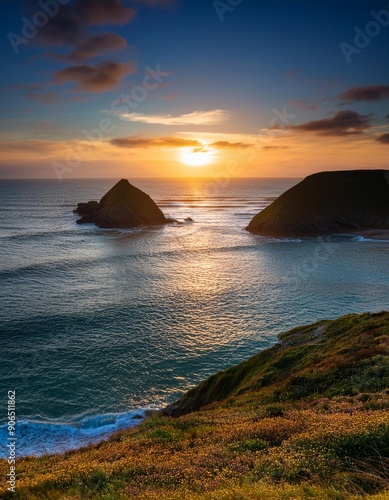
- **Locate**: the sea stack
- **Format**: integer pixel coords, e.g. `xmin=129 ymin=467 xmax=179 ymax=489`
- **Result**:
xmin=247 ymin=170 xmax=389 ymax=237
xmin=74 ymin=179 xmax=166 ymax=228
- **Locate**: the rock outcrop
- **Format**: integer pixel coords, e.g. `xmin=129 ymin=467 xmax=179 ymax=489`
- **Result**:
xmin=74 ymin=179 xmax=166 ymax=228
xmin=73 ymin=201 xmax=99 ymax=216
xmin=247 ymin=170 xmax=389 ymax=237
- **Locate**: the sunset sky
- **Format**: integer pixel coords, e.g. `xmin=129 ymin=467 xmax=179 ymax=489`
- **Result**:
xmin=0 ymin=0 xmax=388 ymax=179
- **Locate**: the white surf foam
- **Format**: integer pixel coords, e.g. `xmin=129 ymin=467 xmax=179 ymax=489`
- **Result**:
xmin=0 ymin=410 xmax=148 ymax=458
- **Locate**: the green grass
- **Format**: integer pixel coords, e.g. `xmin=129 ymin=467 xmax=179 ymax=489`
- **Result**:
xmin=165 ymin=312 xmax=389 ymax=416
xmin=1 ymin=311 xmax=388 ymax=499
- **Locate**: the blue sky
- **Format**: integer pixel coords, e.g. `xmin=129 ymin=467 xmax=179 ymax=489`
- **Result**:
xmin=0 ymin=0 xmax=388 ymax=178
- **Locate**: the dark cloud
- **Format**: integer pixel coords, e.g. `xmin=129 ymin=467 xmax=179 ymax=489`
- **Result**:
xmin=77 ymin=0 xmax=136 ymax=26
xmin=53 ymin=61 xmax=136 ymax=92
xmin=59 ymin=33 xmax=128 ymax=63
xmin=386 ymin=114 xmax=389 ymax=120
xmin=27 ymin=92 xmax=59 ymax=104
xmin=132 ymin=0 xmax=176 ymax=6
xmin=23 ymin=0 xmax=175 ymax=98
xmin=338 ymin=85 xmax=389 ymax=103
xmin=110 ymin=137 xmax=202 ymax=148
xmin=376 ymin=133 xmax=389 ymax=144
xmin=36 ymin=5 xmax=82 ymax=45
xmin=288 ymin=110 xmax=371 ymax=136
xmin=29 ymin=0 xmax=135 ymax=45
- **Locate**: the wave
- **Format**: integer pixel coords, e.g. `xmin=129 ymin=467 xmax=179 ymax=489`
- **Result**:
xmin=0 ymin=236 xmax=259 ymax=280
xmin=0 ymin=229 xmax=79 ymax=242
xmin=350 ymin=235 xmax=389 ymax=242
xmin=332 ymin=233 xmax=389 ymax=242
xmin=0 ymin=410 xmax=149 ymax=458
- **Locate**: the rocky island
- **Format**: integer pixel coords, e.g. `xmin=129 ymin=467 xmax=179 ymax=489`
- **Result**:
xmin=247 ymin=169 xmax=389 ymax=238
xmin=74 ymin=179 xmax=166 ymax=228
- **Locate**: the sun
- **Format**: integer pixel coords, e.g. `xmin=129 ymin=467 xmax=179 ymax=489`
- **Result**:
xmin=180 ymin=147 xmax=214 ymax=167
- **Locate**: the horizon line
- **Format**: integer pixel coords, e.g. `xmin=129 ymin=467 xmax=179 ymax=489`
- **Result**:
xmin=0 ymin=176 xmax=306 ymax=181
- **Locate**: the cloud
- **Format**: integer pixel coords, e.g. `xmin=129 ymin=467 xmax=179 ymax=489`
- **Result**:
xmin=30 ymin=0 xmax=175 ymax=46
xmin=29 ymin=0 xmax=135 ymax=45
xmin=262 ymin=145 xmax=290 ymax=151
xmin=117 ymin=109 xmax=230 ymax=125
xmin=386 ymin=114 xmax=389 ymax=120
xmin=338 ymin=85 xmax=389 ymax=103
xmin=22 ymin=0 xmax=174 ymax=99
xmin=53 ymin=61 xmax=136 ymax=92
xmin=211 ymin=141 xmax=250 ymax=149
xmin=0 ymin=139 xmax=68 ymax=155
xmin=376 ymin=133 xmax=389 ymax=144
xmin=109 ymin=136 xmax=251 ymax=149
xmin=110 ymin=137 xmax=202 ymax=148
xmin=78 ymin=0 xmax=136 ymax=25
xmin=289 ymin=99 xmax=317 ymax=111
xmin=27 ymin=92 xmax=59 ymax=104
xmin=132 ymin=0 xmax=176 ymax=6
xmin=36 ymin=5 xmax=82 ymax=45
xmin=288 ymin=110 xmax=372 ymax=136
xmin=58 ymin=33 xmax=128 ymax=63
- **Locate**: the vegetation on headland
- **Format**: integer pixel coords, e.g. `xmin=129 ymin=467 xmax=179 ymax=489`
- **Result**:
xmin=1 ymin=311 xmax=388 ymax=499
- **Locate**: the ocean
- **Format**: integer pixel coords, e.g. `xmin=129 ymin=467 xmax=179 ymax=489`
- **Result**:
xmin=0 ymin=177 xmax=388 ymax=457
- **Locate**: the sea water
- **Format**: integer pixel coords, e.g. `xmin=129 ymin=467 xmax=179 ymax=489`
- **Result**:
xmin=0 ymin=178 xmax=388 ymax=457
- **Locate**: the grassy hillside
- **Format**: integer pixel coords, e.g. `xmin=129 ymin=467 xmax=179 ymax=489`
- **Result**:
xmin=1 ymin=311 xmax=388 ymax=499
xmin=165 ymin=311 xmax=389 ymax=416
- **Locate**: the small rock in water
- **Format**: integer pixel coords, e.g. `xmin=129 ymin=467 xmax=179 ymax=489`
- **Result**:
xmin=73 ymin=201 xmax=99 ymax=215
